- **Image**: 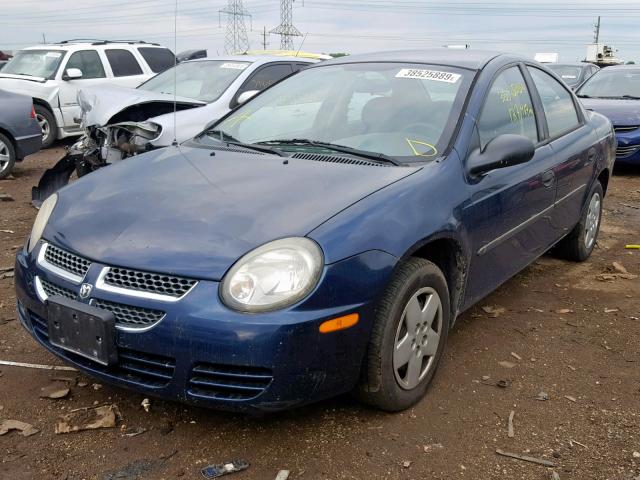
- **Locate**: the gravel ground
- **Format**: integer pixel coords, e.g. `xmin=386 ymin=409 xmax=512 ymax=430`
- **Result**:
xmin=0 ymin=145 xmax=639 ymax=480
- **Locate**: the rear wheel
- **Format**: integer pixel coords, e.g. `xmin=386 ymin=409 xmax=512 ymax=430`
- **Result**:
xmin=555 ymin=181 xmax=603 ymax=262
xmin=34 ymin=105 xmax=56 ymax=148
xmin=357 ymin=258 xmax=450 ymax=411
xmin=0 ymin=133 xmax=16 ymax=180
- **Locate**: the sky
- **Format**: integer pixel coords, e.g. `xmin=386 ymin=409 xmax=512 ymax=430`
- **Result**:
xmin=2 ymin=0 xmax=640 ymax=62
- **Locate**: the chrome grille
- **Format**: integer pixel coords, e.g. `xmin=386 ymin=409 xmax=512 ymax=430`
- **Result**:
xmin=614 ymin=125 xmax=639 ymax=133
xmin=616 ymin=145 xmax=640 ymax=158
xmin=41 ymin=279 xmax=76 ymax=300
xmin=188 ymin=363 xmax=273 ymax=401
xmin=103 ymin=267 xmax=197 ymax=298
xmin=44 ymin=244 xmax=90 ymax=278
xmin=92 ymin=298 xmax=165 ymax=329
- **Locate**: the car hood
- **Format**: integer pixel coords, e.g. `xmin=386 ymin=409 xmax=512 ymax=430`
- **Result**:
xmin=78 ymin=85 xmax=206 ymax=127
xmin=44 ymin=145 xmax=419 ymax=281
xmin=580 ymin=98 xmax=640 ymax=126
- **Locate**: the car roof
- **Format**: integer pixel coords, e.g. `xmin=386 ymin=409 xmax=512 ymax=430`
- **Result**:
xmin=546 ymin=62 xmax=595 ymax=68
xmin=598 ymin=64 xmax=640 ymax=71
xmin=320 ymin=49 xmax=507 ymax=70
xmin=184 ymin=55 xmax=318 ymax=65
xmin=22 ymin=41 xmax=166 ymax=50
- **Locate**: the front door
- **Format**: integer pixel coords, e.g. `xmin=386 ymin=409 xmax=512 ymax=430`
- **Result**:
xmin=462 ymin=65 xmax=558 ymax=306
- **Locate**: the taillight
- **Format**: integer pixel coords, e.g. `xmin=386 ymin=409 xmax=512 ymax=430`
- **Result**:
xmin=30 ymin=106 xmax=36 ymax=119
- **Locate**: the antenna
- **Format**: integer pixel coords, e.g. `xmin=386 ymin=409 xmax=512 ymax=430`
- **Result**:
xmin=172 ymin=0 xmax=178 ymax=147
xmin=295 ymin=32 xmax=308 ymax=57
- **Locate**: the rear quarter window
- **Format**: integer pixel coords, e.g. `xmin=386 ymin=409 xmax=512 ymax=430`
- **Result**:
xmin=105 ymin=49 xmax=144 ymax=77
xmin=138 ymin=47 xmax=175 ymax=73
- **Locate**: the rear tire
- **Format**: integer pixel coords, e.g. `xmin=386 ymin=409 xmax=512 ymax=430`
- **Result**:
xmin=35 ymin=105 xmax=56 ymax=148
xmin=357 ymin=258 xmax=450 ymax=411
xmin=0 ymin=133 xmax=16 ymax=180
xmin=555 ymin=181 xmax=603 ymax=262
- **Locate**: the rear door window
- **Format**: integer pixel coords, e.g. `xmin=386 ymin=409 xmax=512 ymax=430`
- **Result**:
xmin=105 ymin=49 xmax=143 ymax=77
xmin=528 ymin=67 xmax=580 ymax=138
xmin=478 ymin=66 xmax=539 ymax=148
xmin=138 ymin=47 xmax=175 ymax=73
xmin=65 ymin=50 xmax=105 ymax=79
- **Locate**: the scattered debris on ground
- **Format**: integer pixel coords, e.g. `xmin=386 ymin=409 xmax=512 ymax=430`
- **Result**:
xmin=55 ymin=404 xmax=118 ymax=434
xmin=0 ymin=419 xmax=39 ymax=437
xmin=39 ymin=383 xmax=70 ymax=399
xmin=201 ymin=460 xmax=250 ymax=478
xmin=495 ymin=449 xmax=556 ymax=467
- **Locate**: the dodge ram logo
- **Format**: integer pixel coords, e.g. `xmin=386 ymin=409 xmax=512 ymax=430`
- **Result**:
xmin=79 ymin=283 xmax=93 ymax=299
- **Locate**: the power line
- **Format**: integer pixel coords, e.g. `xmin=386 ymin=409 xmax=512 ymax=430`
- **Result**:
xmin=270 ymin=0 xmax=301 ymax=50
xmin=219 ymin=0 xmax=251 ymax=53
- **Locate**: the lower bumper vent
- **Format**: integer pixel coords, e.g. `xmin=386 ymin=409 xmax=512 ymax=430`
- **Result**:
xmin=188 ymin=363 xmax=273 ymax=400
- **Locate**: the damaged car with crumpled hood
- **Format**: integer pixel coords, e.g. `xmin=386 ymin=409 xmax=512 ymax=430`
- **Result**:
xmin=32 ymin=54 xmax=317 ymax=205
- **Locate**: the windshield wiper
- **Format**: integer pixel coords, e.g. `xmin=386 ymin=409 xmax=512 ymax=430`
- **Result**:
xmin=621 ymin=95 xmax=640 ymax=100
xmin=256 ymin=139 xmax=401 ymax=166
xmin=205 ymin=129 xmax=285 ymax=156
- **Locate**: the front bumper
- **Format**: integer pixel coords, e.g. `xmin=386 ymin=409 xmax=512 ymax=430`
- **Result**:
xmin=14 ymin=242 xmax=395 ymax=412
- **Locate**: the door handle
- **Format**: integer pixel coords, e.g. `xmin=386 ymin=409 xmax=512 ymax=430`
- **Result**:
xmin=541 ymin=170 xmax=555 ymax=188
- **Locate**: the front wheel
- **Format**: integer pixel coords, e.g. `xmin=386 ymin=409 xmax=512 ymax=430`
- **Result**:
xmin=34 ymin=105 xmax=56 ymax=148
xmin=357 ymin=258 xmax=450 ymax=411
xmin=555 ymin=181 xmax=604 ymax=262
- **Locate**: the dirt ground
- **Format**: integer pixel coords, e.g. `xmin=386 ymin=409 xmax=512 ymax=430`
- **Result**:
xmin=0 ymin=144 xmax=639 ymax=480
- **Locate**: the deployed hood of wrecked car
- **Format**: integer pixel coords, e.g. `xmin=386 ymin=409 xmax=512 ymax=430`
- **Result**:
xmin=44 ymin=145 xmax=419 ymax=280
xmin=78 ymin=85 xmax=206 ymax=127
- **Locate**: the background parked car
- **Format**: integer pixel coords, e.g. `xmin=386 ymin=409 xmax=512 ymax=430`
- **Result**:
xmin=547 ymin=62 xmax=599 ymax=89
xmin=0 ymin=90 xmax=42 ymax=179
xmin=32 ymin=55 xmax=317 ymax=203
xmin=0 ymin=40 xmax=175 ymax=148
xmin=576 ymin=65 xmax=640 ymax=165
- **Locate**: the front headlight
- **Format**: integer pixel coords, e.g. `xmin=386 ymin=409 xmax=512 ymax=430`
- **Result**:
xmin=220 ymin=237 xmax=323 ymax=313
xmin=28 ymin=193 xmax=57 ymax=253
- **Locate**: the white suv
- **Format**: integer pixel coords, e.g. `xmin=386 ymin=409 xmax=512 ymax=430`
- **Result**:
xmin=0 ymin=40 xmax=174 ymax=147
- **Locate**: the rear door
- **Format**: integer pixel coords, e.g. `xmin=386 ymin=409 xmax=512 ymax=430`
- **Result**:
xmin=104 ymin=48 xmax=149 ymax=87
xmin=526 ymin=65 xmax=594 ymax=233
xmin=462 ymin=64 xmax=558 ymax=305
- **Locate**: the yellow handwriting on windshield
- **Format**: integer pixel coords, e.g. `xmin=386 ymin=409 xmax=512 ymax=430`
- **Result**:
xmin=406 ymin=139 xmax=438 ymax=157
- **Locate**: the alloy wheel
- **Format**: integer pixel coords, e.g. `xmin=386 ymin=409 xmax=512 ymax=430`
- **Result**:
xmin=393 ymin=287 xmax=443 ymax=390
xmin=584 ymin=192 xmax=601 ymax=250
xmin=36 ymin=113 xmax=51 ymax=143
xmin=0 ymin=139 xmax=10 ymax=175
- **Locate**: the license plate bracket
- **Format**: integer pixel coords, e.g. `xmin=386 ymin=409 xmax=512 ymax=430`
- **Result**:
xmin=47 ymin=296 xmax=117 ymax=366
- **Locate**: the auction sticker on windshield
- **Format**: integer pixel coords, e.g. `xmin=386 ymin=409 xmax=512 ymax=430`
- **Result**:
xmin=221 ymin=62 xmax=248 ymax=70
xmin=396 ymin=69 xmax=461 ymax=83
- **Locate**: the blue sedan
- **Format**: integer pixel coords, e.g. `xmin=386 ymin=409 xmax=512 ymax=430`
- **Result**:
xmin=576 ymin=65 xmax=640 ymax=165
xmin=15 ymin=50 xmax=614 ymax=412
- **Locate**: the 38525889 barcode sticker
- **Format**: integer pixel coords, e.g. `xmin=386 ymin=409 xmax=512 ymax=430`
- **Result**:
xmin=395 ymin=69 xmax=461 ymax=83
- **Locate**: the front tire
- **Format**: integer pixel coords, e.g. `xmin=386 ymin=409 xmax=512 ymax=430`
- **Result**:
xmin=555 ymin=181 xmax=604 ymax=262
xmin=34 ymin=105 xmax=56 ymax=148
xmin=357 ymin=258 xmax=450 ymax=411
xmin=0 ymin=133 xmax=16 ymax=180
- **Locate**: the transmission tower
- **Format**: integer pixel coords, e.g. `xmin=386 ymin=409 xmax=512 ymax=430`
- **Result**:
xmin=270 ymin=0 xmax=302 ymax=50
xmin=220 ymin=0 xmax=251 ymax=54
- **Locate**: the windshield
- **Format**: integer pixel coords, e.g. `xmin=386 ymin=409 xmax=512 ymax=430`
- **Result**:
xmin=2 ymin=49 xmax=65 ymax=79
xmin=138 ymin=60 xmax=250 ymax=102
xmin=547 ymin=65 xmax=583 ymax=86
xmin=577 ymin=68 xmax=640 ymax=98
xmin=205 ymin=62 xmax=471 ymax=161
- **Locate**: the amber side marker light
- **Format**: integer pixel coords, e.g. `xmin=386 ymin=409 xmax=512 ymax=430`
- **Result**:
xmin=319 ymin=313 xmax=359 ymax=333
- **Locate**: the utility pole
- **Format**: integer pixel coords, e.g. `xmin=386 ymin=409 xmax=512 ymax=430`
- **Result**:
xmin=270 ymin=0 xmax=302 ymax=50
xmin=42 ymin=33 xmax=46 ymax=44
xmin=261 ymin=26 xmax=269 ymax=50
xmin=219 ymin=0 xmax=251 ymax=54
xmin=593 ymin=16 xmax=601 ymax=44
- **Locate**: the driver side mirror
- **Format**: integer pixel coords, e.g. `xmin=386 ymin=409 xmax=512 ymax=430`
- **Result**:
xmin=63 ymin=68 xmax=83 ymax=80
xmin=236 ymin=90 xmax=260 ymax=106
xmin=468 ymin=134 xmax=535 ymax=176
